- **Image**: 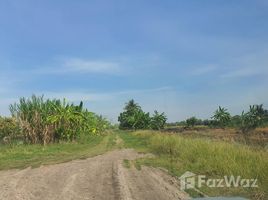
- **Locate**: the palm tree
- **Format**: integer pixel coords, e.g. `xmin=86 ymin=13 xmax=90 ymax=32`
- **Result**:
xmin=124 ymin=99 xmax=141 ymax=114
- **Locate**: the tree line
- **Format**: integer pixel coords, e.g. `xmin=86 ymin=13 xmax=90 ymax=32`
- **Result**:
xmin=118 ymin=100 xmax=268 ymax=133
xmin=172 ymin=105 xmax=268 ymax=133
xmin=1 ymin=97 xmax=267 ymax=145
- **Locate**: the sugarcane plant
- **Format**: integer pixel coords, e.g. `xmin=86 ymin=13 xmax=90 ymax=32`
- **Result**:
xmin=9 ymin=95 xmax=110 ymax=144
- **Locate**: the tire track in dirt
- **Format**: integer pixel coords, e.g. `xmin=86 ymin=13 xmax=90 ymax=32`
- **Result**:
xmin=0 ymin=149 xmax=189 ymax=200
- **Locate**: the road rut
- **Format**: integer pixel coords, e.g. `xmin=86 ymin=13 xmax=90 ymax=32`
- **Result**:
xmin=0 ymin=149 xmax=189 ymax=200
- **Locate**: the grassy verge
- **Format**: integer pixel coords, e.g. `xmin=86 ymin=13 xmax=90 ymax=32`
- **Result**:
xmin=0 ymin=133 xmax=117 ymax=170
xmin=117 ymin=130 xmax=152 ymax=152
xmin=123 ymin=159 xmax=131 ymax=168
xmin=119 ymin=130 xmax=268 ymax=200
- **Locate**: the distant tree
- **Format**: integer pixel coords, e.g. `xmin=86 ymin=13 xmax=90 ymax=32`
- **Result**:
xmin=263 ymin=108 xmax=268 ymax=126
xmin=124 ymin=99 xmax=141 ymax=115
xmin=150 ymin=111 xmax=167 ymax=130
xmin=186 ymin=117 xmax=198 ymax=127
xmin=239 ymin=104 xmax=265 ymax=134
xmin=196 ymin=118 xmax=203 ymax=126
xmin=118 ymin=100 xmax=151 ymax=130
xmin=176 ymin=121 xmax=186 ymax=126
xmin=202 ymin=119 xmax=213 ymax=126
xmin=118 ymin=99 xmax=142 ymax=129
xmin=231 ymin=115 xmax=241 ymax=128
xmin=118 ymin=100 xmax=169 ymax=130
xmin=212 ymin=106 xmax=231 ymax=128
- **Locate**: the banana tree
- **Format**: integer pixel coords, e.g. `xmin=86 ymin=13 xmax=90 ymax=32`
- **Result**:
xmin=47 ymin=100 xmax=84 ymax=141
xmin=212 ymin=106 xmax=231 ymax=128
xmin=150 ymin=111 xmax=167 ymax=130
xmin=239 ymin=104 xmax=265 ymax=134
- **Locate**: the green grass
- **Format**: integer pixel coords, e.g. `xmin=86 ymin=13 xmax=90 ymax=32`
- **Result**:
xmin=0 ymin=134 xmax=115 ymax=170
xmin=117 ymin=130 xmax=152 ymax=152
xmin=123 ymin=159 xmax=131 ymax=168
xmin=119 ymin=130 xmax=268 ymax=200
xmin=106 ymin=132 xmax=118 ymax=149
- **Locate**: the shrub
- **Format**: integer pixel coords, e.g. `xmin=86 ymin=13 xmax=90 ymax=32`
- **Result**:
xmin=186 ymin=117 xmax=198 ymax=127
xmin=0 ymin=117 xmax=20 ymax=143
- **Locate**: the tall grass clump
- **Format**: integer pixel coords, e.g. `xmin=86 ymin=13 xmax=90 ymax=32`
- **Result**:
xmin=149 ymin=133 xmax=268 ymax=197
xmin=9 ymin=95 xmax=110 ymax=145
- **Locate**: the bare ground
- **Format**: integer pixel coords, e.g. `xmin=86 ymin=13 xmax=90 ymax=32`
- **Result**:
xmin=0 ymin=149 xmax=189 ymax=200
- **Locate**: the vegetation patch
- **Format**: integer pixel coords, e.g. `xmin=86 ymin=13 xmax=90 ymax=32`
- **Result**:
xmin=0 ymin=134 xmax=115 ymax=170
xmin=123 ymin=159 xmax=131 ymax=168
xmin=117 ymin=130 xmax=152 ymax=153
xmin=119 ymin=131 xmax=268 ymax=200
xmin=8 ymin=95 xmax=111 ymax=145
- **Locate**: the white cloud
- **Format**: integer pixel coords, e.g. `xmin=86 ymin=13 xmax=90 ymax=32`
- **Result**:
xmin=35 ymin=58 xmax=123 ymax=75
xmin=63 ymin=58 xmax=121 ymax=74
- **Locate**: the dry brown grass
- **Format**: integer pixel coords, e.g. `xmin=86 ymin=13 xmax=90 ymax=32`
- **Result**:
xmin=163 ymin=127 xmax=268 ymax=148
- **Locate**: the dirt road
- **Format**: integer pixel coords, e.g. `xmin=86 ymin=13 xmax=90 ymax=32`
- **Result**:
xmin=0 ymin=149 xmax=189 ymax=200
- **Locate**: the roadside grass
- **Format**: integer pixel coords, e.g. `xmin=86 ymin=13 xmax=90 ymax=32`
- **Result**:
xmin=117 ymin=130 xmax=152 ymax=152
xmin=119 ymin=130 xmax=268 ymax=200
xmin=0 ymin=133 xmax=116 ymax=170
xmin=123 ymin=159 xmax=131 ymax=168
xmin=105 ymin=132 xmax=118 ymax=150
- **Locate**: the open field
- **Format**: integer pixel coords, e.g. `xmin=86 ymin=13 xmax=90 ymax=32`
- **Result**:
xmin=119 ymin=130 xmax=268 ymax=200
xmin=164 ymin=126 xmax=268 ymax=148
xmin=0 ymin=130 xmax=267 ymax=199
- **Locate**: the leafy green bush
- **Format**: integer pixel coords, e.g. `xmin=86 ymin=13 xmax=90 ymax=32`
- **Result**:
xmin=186 ymin=117 xmax=199 ymax=127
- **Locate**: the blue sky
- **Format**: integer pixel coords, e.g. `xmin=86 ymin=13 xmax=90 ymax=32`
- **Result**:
xmin=0 ymin=0 xmax=268 ymax=122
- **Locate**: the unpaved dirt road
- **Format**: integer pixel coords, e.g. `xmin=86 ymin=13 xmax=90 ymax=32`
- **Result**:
xmin=0 ymin=149 xmax=189 ymax=200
